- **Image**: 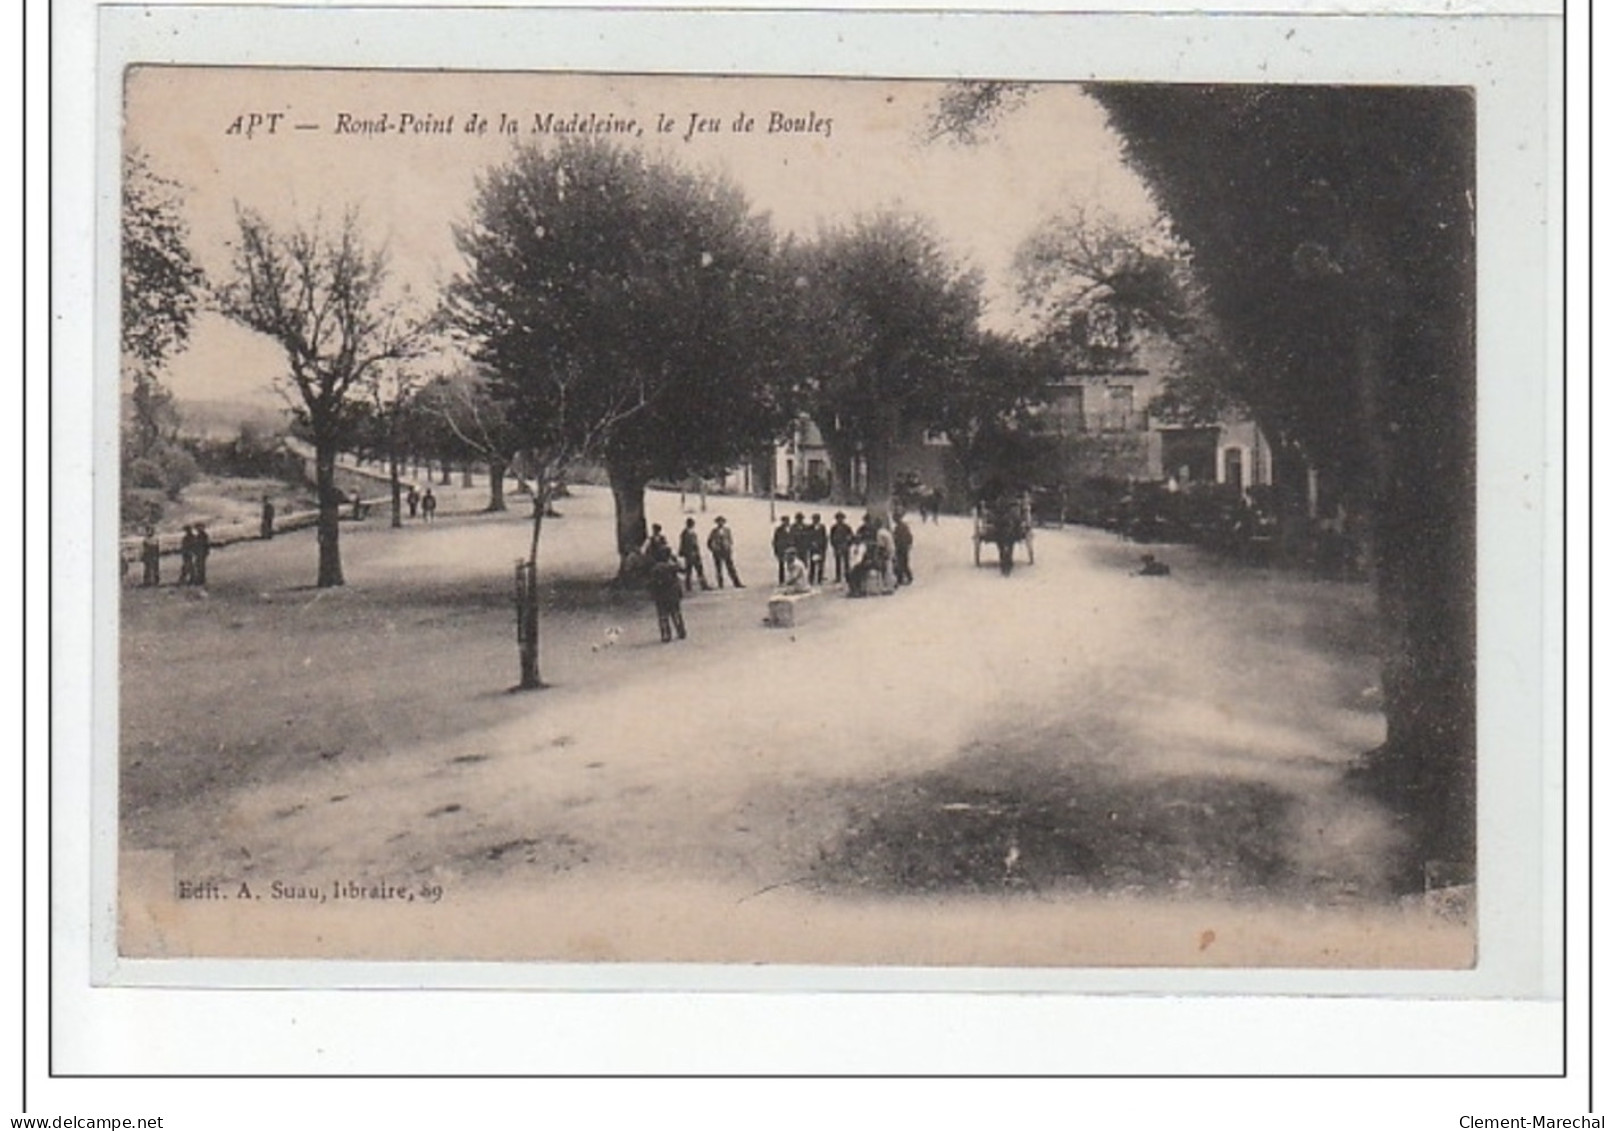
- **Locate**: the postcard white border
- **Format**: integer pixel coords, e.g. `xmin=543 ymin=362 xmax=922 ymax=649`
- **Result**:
xmin=47 ymin=0 xmax=1572 ymax=1081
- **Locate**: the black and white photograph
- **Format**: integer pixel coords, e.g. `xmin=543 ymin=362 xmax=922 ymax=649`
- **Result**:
xmin=110 ymin=63 xmax=1486 ymax=970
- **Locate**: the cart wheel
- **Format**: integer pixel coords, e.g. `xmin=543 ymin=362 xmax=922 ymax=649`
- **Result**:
xmin=973 ymin=536 xmax=982 ymax=566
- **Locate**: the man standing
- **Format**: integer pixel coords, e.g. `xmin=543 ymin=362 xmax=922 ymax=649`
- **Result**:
xmin=829 ymin=512 xmax=854 ymax=584
xmin=678 ymin=518 xmax=710 ymax=592
xmin=407 ymin=484 xmax=420 ymax=519
xmin=707 ymin=516 xmax=743 ymax=588
xmin=178 ymin=525 xmax=197 ymax=586
xmin=855 ymin=512 xmax=874 ymax=547
xmin=873 ymin=517 xmax=895 ymax=594
xmin=260 ymin=496 xmax=275 ymax=540
xmin=789 ymin=513 xmax=811 ymax=567
xmin=892 ymin=512 xmax=915 ymax=586
xmin=140 ymin=527 xmax=161 ymax=587
xmin=192 ymin=524 xmax=212 ymax=586
xmin=772 ymin=517 xmax=793 ymax=584
xmin=646 ymin=546 xmax=687 ymax=643
xmin=421 ymin=488 xmax=437 ymax=522
xmin=643 ymin=523 xmax=670 ymax=560
xmin=807 ymin=514 xmax=829 ymax=585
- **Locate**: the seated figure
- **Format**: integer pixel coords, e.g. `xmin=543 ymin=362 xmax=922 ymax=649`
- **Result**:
xmin=777 ymin=549 xmax=812 ymax=595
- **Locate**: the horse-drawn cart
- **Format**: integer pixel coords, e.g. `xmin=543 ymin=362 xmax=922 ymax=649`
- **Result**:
xmin=972 ymin=493 xmax=1034 ymax=573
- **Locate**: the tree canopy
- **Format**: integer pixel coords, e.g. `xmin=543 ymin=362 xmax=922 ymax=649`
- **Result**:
xmin=449 ymin=138 xmax=797 ymax=559
xmin=799 ymin=211 xmax=984 ymax=503
xmin=1014 ymin=206 xmax=1191 ymax=370
xmin=121 ymin=147 xmax=206 ymax=523
xmin=217 ymin=207 xmax=426 ymax=585
xmin=1091 ymin=85 xmax=1475 ymax=495
xmin=122 ymin=147 xmax=205 ymax=388
xmin=415 ymin=368 xmax=523 ymax=512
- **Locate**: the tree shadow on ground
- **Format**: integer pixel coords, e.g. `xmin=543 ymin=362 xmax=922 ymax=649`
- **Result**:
xmin=242 ymin=572 xmax=640 ymax=614
xmin=808 ymin=758 xmax=1305 ymax=901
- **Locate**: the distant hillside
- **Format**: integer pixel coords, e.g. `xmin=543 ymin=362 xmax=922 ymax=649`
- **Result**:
xmin=174 ymin=396 xmax=294 ymax=441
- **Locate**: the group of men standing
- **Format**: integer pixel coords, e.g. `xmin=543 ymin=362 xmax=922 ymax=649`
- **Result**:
xmin=773 ymin=513 xmax=833 ymax=586
xmin=404 ymin=484 xmax=438 ymax=522
xmin=641 ymin=505 xmax=921 ymax=643
xmin=138 ymin=523 xmax=211 ymax=588
xmin=639 ymin=515 xmax=743 ymax=644
xmin=842 ymin=511 xmax=915 ymax=596
xmin=771 ymin=509 xmax=917 ymax=596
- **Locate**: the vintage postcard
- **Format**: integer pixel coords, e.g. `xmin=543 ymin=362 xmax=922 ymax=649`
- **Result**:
xmin=108 ymin=56 xmax=1513 ymax=977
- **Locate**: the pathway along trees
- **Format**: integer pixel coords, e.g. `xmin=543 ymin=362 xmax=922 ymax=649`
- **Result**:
xmin=416 ymin=369 xmax=521 ymax=515
xmin=217 ymin=208 xmax=427 ymax=587
xmin=448 ymin=138 xmax=797 ymax=576
xmin=935 ymin=83 xmax=1476 ymax=880
xmin=1093 ymin=85 xmax=1476 ymax=882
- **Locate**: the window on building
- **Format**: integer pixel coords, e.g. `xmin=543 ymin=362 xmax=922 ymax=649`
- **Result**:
xmin=922 ymin=428 xmax=951 ymax=447
xmin=1106 ymin=385 xmax=1135 ymax=431
xmin=1060 ymin=387 xmax=1086 ymax=433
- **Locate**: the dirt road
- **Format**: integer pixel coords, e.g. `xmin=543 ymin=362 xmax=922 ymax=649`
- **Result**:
xmin=120 ymin=484 xmax=1472 ymax=966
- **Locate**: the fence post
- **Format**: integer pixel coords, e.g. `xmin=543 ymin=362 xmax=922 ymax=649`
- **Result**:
xmin=514 ymin=560 xmax=541 ymax=689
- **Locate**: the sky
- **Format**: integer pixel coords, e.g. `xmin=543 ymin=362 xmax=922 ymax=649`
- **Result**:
xmin=124 ymin=68 xmax=1161 ymax=407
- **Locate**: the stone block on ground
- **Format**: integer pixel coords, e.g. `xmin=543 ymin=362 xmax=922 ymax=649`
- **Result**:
xmin=766 ymin=592 xmax=815 ymax=628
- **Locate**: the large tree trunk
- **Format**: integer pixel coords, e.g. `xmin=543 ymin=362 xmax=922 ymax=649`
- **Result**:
xmin=439 ymin=460 xmax=452 ymax=486
xmin=607 ymin=461 xmax=650 ymax=574
xmin=863 ymin=406 xmax=901 ymax=515
xmin=1085 ymin=83 xmax=1477 ymax=893
xmin=1351 ymin=300 xmax=1476 ymax=886
xmin=462 ymin=462 xmax=474 ymax=488
xmin=314 ymin=441 xmax=345 ymax=588
xmin=487 ymin=457 xmax=508 ymax=512
xmin=389 ymin=452 xmax=403 ymax=528
xmin=825 ymin=436 xmax=857 ymax=505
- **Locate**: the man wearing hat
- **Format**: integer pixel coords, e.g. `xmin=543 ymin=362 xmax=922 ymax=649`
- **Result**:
xmin=678 ymin=517 xmax=710 ymax=592
xmin=646 ymin=545 xmax=687 ymax=643
xmin=828 ymin=512 xmax=854 ymax=584
xmin=192 ymin=523 xmax=212 ymax=586
xmin=178 ymin=524 xmax=197 ymax=586
xmin=706 ymin=516 xmax=744 ymax=589
xmin=772 ymin=516 xmax=793 ymax=584
xmin=806 ymin=513 xmax=829 ymax=585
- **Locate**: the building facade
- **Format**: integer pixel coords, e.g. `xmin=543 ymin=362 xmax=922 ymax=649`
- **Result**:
xmin=1041 ymin=352 xmax=1274 ymax=494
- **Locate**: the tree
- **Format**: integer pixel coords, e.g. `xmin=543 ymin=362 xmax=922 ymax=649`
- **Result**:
xmin=217 ymin=208 xmax=425 ymax=586
xmin=121 ymin=148 xmax=205 ymax=528
xmin=931 ymin=330 xmax=1054 ymax=495
xmin=933 ymin=81 xmax=1478 ymax=880
xmin=800 ymin=212 xmax=984 ymax=507
xmin=1092 ymin=86 xmax=1476 ymax=880
xmin=449 ymin=138 xmax=794 ymax=572
xmin=1012 ymin=207 xmax=1248 ymax=427
xmin=1144 ymin=320 xmax=1245 ymax=428
xmin=351 ymin=366 xmax=421 ymax=528
xmin=1014 ymin=206 xmax=1192 ymax=369
xmin=122 ymin=148 xmax=205 ymax=454
xmin=417 ymin=369 xmax=521 ymax=513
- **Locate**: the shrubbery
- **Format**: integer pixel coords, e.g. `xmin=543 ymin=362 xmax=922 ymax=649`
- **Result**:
xmin=187 ymin=423 xmax=303 ymax=481
xmin=120 ymin=435 xmax=199 ymax=530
